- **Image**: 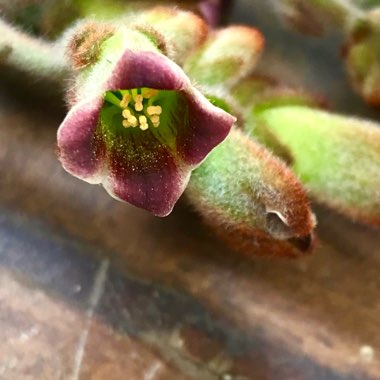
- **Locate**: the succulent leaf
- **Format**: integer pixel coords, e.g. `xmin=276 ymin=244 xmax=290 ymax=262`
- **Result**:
xmin=258 ymin=106 xmax=380 ymax=226
xmin=187 ymin=129 xmax=316 ymax=258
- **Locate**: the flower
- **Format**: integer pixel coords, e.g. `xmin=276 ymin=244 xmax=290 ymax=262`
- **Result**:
xmin=57 ymin=48 xmax=235 ymax=216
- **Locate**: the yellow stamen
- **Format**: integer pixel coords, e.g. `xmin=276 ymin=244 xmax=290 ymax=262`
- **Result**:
xmin=120 ymin=93 xmax=131 ymax=108
xmin=139 ymin=115 xmax=147 ymax=124
xmin=122 ymin=109 xmax=132 ymax=118
xmin=143 ymin=89 xmax=158 ymax=98
xmin=128 ymin=115 xmax=138 ymax=127
xmin=122 ymin=119 xmax=131 ymax=128
xmin=139 ymin=116 xmax=148 ymax=130
xmin=118 ymin=89 xmax=163 ymax=131
xmin=133 ymin=94 xmax=143 ymax=112
xmin=147 ymin=106 xmax=162 ymax=116
xmin=150 ymin=115 xmax=160 ymax=124
xmin=134 ymin=94 xmax=143 ymax=103
xmin=135 ymin=102 xmax=143 ymax=112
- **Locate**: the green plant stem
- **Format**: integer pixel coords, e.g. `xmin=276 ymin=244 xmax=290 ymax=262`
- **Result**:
xmin=0 ymin=19 xmax=70 ymax=85
xmin=278 ymin=0 xmax=365 ymax=32
xmin=324 ymin=0 xmax=365 ymax=29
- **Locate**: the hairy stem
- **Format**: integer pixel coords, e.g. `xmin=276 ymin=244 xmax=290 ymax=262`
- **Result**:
xmin=275 ymin=0 xmax=364 ymax=34
xmin=0 ymin=19 xmax=70 ymax=84
xmin=319 ymin=0 xmax=364 ymax=28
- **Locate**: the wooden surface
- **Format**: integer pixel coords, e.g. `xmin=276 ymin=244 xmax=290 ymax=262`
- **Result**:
xmin=1 ymin=1 xmax=380 ymax=379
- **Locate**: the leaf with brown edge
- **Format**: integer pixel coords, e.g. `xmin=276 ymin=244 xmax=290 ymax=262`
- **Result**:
xmin=134 ymin=6 xmax=209 ymax=65
xmin=343 ymin=10 xmax=380 ymax=106
xmin=273 ymin=0 xmax=356 ymax=37
xmin=66 ymin=21 xmax=116 ymax=70
xmin=258 ymin=105 xmax=380 ymax=227
xmin=187 ymin=129 xmax=317 ymax=258
xmin=185 ymin=25 xmax=264 ymax=89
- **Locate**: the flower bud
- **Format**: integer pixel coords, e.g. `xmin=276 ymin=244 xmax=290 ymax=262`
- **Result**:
xmin=185 ymin=26 xmax=264 ymax=89
xmin=0 ymin=0 xmax=225 ymax=38
xmin=258 ymin=106 xmax=380 ymax=226
xmin=135 ymin=7 xmax=208 ymax=65
xmin=343 ymin=9 xmax=380 ymax=105
xmin=274 ymin=0 xmax=358 ymax=36
xmin=66 ymin=21 xmax=116 ymax=70
xmin=187 ymin=129 xmax=316 ymax=258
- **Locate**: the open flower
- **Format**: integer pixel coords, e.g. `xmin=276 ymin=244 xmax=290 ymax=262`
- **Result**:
xmin=57 ymin=48 xmax=235 ymax=216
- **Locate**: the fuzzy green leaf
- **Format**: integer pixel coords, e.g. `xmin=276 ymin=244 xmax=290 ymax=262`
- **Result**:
xmin=259 ymin=105 xmax=380 ymax=225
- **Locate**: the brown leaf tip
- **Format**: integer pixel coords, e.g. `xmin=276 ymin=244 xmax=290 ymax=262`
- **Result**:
xmin=67 ymin=22 xmax=115 ymax=70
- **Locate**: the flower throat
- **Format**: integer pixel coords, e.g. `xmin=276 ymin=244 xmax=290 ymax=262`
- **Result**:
xmin=104 ymin=88 xmax=163 ymax=131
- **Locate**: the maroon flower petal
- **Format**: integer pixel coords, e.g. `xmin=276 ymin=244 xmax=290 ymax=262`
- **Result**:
xmin=176 ymin=88 xmax=236 ymax=165
xmin=107 ymin=50 xmax=189 ymax=91
xmin=57 ymin=97 xmax=105 ymax=183
xmin=104 ymin=132 xmax=187 ymax=217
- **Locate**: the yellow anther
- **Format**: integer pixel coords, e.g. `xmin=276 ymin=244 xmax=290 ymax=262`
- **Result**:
xmin=134 ymin=94 xmax=143 ymax=103
xmin=122 ymin=109 xmax=132 ymax=118
xmin=139 ymin=115 xmax=147 ymax=124
xmin=150 ymin=115 xmax=160 ymax=124
xmin=147 ymin=106 xmax=162 ymax=116
xmin=143 ymin=89 xmax=158 ymax=98
xmin=133 ymin=94 xmax=144 ymax=111
xmin=134 ymin=102 xmax=143 ymax=112
xmin=139 ymin=116 xmax=149 ymax=131
xmin=122 ymin=119 xmax=131 ymax=128
xmin=120 ymin=93 xmax=131 ymax=108
xmin=128 ymin=115 xmax=138 ymax=127
xmin=119 ymin=90 xmax=162 ymax=131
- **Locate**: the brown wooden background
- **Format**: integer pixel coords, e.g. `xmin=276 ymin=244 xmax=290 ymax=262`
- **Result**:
xmin=0 ymin=1 xmax=379 ymax=379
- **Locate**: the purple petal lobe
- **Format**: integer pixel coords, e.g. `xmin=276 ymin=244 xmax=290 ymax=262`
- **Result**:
xmin=107 ymin=50 xmax=189 ymax=91
xmin=57 ymin=97 xmax=105 ymax=183
xmin=105 ymin=132 xmax=188 ymax=217
xmin=177 ymin=88 xmax=236 ymax=165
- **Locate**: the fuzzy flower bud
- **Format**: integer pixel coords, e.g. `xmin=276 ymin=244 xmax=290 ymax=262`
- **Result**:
xmin=185 ymin=25 xmax=264 ymax=89
xmin=187 ymin=129 xmax=316 ymax=258
xmin=134 ymin=7 xmax=209 ymax=65
xmin=66 ymin=21 xmax=116 ymax=70
xmin=273 ymin=0 xmax=359 ymax=36
xmin=0 ymin=0 xmax=229 ymax=38
xmin=343 ymin=9 xmax=380 ymax=105
xmin=258 ymin=106 xmax=380 ymax=226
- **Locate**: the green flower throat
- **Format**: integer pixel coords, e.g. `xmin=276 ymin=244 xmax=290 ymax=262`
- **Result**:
xmin=103 ymin=87 xmax=163 ymax=131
